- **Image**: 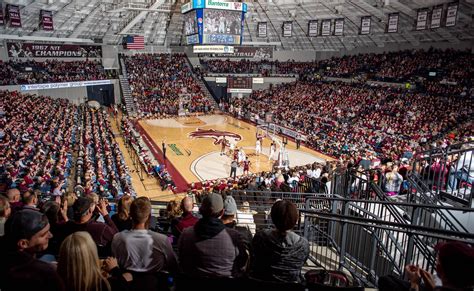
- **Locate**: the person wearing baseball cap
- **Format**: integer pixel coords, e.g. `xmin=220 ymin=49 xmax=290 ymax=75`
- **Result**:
xmin=178 ymin=193 xmax=249 ymax=278
xmin=0 ymin=209 xmax=64 ymax=291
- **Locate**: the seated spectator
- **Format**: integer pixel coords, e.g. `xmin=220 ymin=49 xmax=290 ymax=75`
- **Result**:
xmin=112 ymin=195 xmax=134 ymax=232
xmin=6 ymin=188 xmax=22 ymax=213
xmin=22 ymin=190 xmax=39 ymax=211
xmin=0 ymin=209 xmax=64 ymax=291
xmin=378 ymin=241 xmax=474 ymax=291
xmin=250 ymin=200 xmax=309 ymax=283
xmin=41 ymin=200 xmax=69 ymax=256
xmin=57 ymin=196 xmax=118 ymax=255
xmin=58 ymin=231 xmax=130 ymax=291
xmin=178 ymin=193 xmax=249 ymax=278
xmin=221 ymin=195 xmax=252 ymax=248
xmin=112 ymin=197 xmax=178 ymax=273
xmin=171 ymin=196 xmax=199 ymax=242
xmin=0 ymin=195 xmax=11 ymax=236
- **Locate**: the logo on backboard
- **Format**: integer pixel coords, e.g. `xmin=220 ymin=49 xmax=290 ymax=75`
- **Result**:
xmin=188 ymin=128 xmax=242 ymax=145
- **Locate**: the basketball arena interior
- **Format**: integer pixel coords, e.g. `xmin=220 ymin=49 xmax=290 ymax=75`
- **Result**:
xmin=0 ymin=0 xmax=473 ymax=290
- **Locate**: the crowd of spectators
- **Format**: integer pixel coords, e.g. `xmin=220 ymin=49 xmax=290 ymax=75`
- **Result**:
xmin=0 ymin=59 xmax=112 ymax=85
xmin=0 ymin=91 xmax=76 ymax=195
xmin=76 ymin=107 xmax=136 ymax=198
xmin=124 ymin=54 xmax=213 ymax=118
xmin=230 ymin=80 xmax=473 ymax=162
xmin=201 ymin=48 xmax=473 ymax=91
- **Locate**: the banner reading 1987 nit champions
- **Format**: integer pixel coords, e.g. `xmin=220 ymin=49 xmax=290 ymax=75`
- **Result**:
xmin=7 ymin=43 xmax=102 ymax=58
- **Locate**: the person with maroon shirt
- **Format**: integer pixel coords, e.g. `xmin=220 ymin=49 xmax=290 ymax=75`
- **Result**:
xmin=56 ymin=196 xmax=118 ymax=256
xmin=172 ymin=196 xmax=198 ymax=242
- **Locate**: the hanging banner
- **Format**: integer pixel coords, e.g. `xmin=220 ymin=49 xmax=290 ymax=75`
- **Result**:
xmin=209 ymin=46 xmax=273 ymax=59
xmin=445 ymin=2 xmax=458 ymax=27
xmin=430 ymin=6 xmax=442 ymax=29
xmin=257 ymin=22 xmax=267 ymax=38
xmin=40 ymin=10 xmax=53 ymax=31
xmin=308 ymin=20 xmax=318 ymax=37
xmin=321 ymin=19 xmax=331 ymax=36
xmin=0 ymin=3 xmax=4 ymax=26
xmin=360 ymin=16 xmax=371 ymax=35
xmin=334 ymin=18 xmax=344 ymax=36
xmin=387 ymin=13 xmax=399 ymax=33
xmin=7 ymin=43 xmax=102 ymax=58
xmin=283 ymin=21 xmax=292 ymax=37
xmin=6 ymin=4 xmax=22 ymax=27
xmin=416 ymin=9 xmax=428 ymax=30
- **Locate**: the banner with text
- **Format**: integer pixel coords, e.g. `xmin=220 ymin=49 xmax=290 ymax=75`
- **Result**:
xmin=321 ymin=19 xmax=331 ymax=36
xmin=416 ymin=9 xmax=428 ymax=30
xmin=0 ymin=3 xmax=4 ymax=26
xmin=283 ymin=21 xmax=292 ymax=37
xmin=334 ymin=18 xmax=344 ymax=36
xmin=40 ymin=10 xmax=53 ymax=31
xmin=20 ymin=80 xmax=112 ymax=91
xmin=210 ymin=46 xmax=273 ymax=59
xmin=257 ymin=22 xmax=267 ymax=38
xmin=445 ymin=2 xmax=458 ymax=27
xmin=308 ymin=20 xmax=318 ymax=37
xmin=6 ymin=4 xmax=21 ymax=27
xmin=360 ymin=16 xmax=371 ymax=35
xmin=387 ymin=13 xmax=399 ymax=33
xmin=7 ymin=43 xmax=102 ymax=58
xmin=430 ymin=6 xmax=442 ymax=29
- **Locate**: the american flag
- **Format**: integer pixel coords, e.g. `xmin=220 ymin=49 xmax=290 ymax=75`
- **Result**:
xmin=124 ymin=35 xmax=145 ymax=49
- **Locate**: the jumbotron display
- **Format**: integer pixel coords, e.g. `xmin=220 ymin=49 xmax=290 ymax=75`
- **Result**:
xmin=182 ymin=0 xmax=247 ymax=45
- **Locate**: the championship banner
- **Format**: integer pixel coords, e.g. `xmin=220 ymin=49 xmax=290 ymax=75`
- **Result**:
xmin=257 ymin=22 xmax=267 ymax=38
xmin=7 ymin=43 xmax=102 ymax=58
xmin=360 ymin=16 xmax=371 ymax=35
xmin=210 ymin=46 xmax=273 ymax=59
xmin=308 ymin=20 xmax=318 ymax=37
xmin=6 ymin=4 xmax=21 ymax=27
xmin=445 ymin=2 xmax=458 ymax=27
xmin=40 ymin=10 xmax=53 ymax=31
xmin=321 ymin=19 xmax=331 ymax=36
xmin=334 ymin=18 xmax=344 ymax=36
xmin=387 ymin=13 xmax=399 ymax=33
xmin=430 ymin=5 xmax=442 ymax=29
xmin=416 ymin=9 xmax=428 ymax=30
xmin=0 ymin=3 xmax=4 ymax=26
xmin=282 ymin=21 xmax=292 ymax=37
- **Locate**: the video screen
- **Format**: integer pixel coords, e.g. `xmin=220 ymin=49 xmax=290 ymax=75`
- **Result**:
xmin=203 ymin=9 xmax=242 ymax=35
xmin=184 ymin=10 xmax=197 ymax=36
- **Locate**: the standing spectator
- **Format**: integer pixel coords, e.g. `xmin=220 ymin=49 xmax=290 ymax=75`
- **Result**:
xmin=447 ymin=142 xmax=474 ymax=193
xmin=178 ymin=193 xmax=249 ymax=278
xmin=0 ymin=209 xmax=64 ymax=291
xmin=112 ymin=197 xmax=178 ymax=273
xmin=384 ymin=165 xmax=404 ymax=196
xmin=112 ymin=195 xmax=134 ymax=232
xmin=250 ymin=200 xmax=309 ymax=283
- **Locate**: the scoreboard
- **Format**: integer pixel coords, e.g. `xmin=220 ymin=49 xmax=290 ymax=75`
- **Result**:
xmin=227 ymin=77 xmax=252 ymax=89
xmin=227 ymin=76 xmax=252 ymax=93
xmin=182 ymin=0 xmax=247 ymax=46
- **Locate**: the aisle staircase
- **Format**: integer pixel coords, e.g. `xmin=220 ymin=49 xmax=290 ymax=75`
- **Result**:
xmin=119 ymin=58 xmax=137 ymax=115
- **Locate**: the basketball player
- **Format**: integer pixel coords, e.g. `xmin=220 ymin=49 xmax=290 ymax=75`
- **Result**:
xmin=243 ymin=157 xmax=251 ymax=175
xmin=229 ymin=140 xmax=236 ymax=156
xmin=269 ymin=140 xmax=276 ymax=161
xmin=238 ymin=147 xmax=245 ymax=164
xmin=220 ymin=137 xmax=226 ymax=156
xmin=255 ymin=139 xmax=261 ymax=156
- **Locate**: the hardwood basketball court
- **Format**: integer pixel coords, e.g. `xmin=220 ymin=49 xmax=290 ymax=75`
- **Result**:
xmin=137 ymin=114 xmax=333 ymax=186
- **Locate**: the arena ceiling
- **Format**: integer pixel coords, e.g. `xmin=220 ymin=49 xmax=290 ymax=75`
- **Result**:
xmin=0 ymin=0 xmax=473 ymax=50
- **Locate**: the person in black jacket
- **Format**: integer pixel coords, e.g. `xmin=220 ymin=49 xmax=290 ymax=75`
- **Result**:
xmin=250 ymin=200 xmax=309 ymax=283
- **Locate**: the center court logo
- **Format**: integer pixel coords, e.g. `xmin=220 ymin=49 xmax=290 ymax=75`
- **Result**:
xmin=188 ymin=128 xmax=242 ymax=145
